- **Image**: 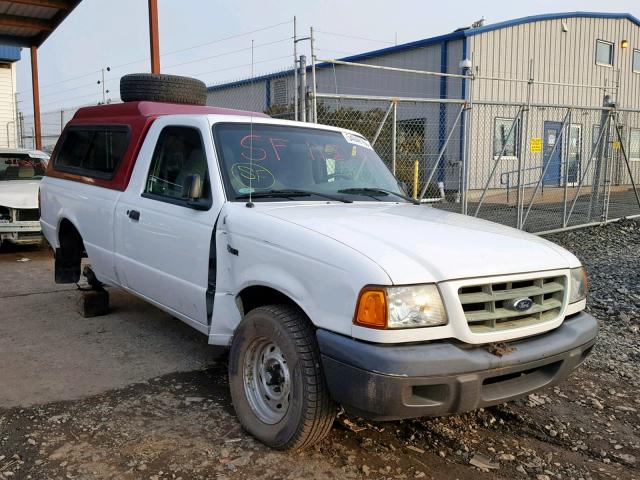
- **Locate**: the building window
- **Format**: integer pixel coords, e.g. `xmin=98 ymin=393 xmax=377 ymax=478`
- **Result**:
xmin=493 ymin=117 xmax=520 ymax=157
xmin=595 ymin=40 xmax=614 ymax=66
xmin=630 ymin=128 xmax=640 ymax=161
xmin=633 ymin=49 xmax=640 ymax=73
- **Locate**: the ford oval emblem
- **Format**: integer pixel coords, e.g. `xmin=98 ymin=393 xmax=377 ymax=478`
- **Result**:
xmin=510 ymin=297 xmax=534 ymax=312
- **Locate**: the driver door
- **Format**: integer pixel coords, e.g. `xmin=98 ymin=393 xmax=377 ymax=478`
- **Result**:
xmin=114 ymin=118 xmax=222 ymax=327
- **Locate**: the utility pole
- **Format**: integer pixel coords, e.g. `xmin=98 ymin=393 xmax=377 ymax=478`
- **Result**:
xmin=299 ymin=55 xmax=307 ymax=122
xmin=294 ymin=30 xmax=312 ymax=122
xmin=293 ymin=16 xmax=298 ymax=121
xmin=148 ymin=0 xmax=161 ymax=74
xmin=30 ymin=47 xmax=41 ymax=150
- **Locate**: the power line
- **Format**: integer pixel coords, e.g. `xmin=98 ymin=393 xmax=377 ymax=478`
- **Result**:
xmin=192 ymin=54 xmax=292 ymax=79
xmin=39 ymin=91 xmax=101 ymax=108
xmin=18 ymin=19 xmax=293 ymax=96
xmin=163 ymin=37 xmax=292 ymax=70
xmin=314 ymin=29 xmax=394 ymax=45
xmin=315 ymin=47 xmax=360 ymax=57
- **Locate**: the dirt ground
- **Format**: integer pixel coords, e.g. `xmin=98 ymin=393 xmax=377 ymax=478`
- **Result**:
xmin=1 ymin=220 xmax=639 ymax=480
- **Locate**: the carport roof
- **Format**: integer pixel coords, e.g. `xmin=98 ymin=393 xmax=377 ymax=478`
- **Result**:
xmin=0 ymin=0 xmax=81 ymax=48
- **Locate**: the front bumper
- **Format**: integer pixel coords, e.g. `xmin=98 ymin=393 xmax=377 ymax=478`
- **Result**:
xmin=317 ymin=312 xmax=597 ymax=420
xmin=0 ymin=221 xmax=42 ymax=244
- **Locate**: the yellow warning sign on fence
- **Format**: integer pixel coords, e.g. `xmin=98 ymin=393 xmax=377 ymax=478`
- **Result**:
xmin=530 ymin=137 xmax=542 ymax=153
xmin=612 ymin=140 xmax=621 ymax=150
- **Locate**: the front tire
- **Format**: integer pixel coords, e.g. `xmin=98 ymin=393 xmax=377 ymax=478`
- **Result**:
xmin=228 ymin=305 xmax=336 ymax=450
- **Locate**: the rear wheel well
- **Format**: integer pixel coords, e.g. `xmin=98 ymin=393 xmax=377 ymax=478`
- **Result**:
xmin=237 ymin=285 xmax=299 ymax=317
xmin=55 ymin=218 xmax=85 ymax=283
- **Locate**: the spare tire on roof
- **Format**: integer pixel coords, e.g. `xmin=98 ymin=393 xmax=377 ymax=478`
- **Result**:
xmin=120 ymin=73 xmax=207 ymax=106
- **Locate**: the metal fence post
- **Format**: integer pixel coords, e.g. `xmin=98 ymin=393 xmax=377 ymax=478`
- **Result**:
xmin=310 ymin=26 xmax=318 ymax=123
xmin=391 ymin=100 xmax=397 ymax=175
xmin=293 ymin=16 xmax=298 ymax=122
xmin=298 ymin=55 xmax=307 ymax=122
xmin=516 ymin=60 xmax=534 ymax=230
xmin=18 ymin=111 xmax=24 ymax=148
xmin=562 ymin=108 xmax=573 ymax=228
xmin=590 ymin=97 xmax=611 ymax=220
xmin=460 ymin=76 xmax=474 ymax=215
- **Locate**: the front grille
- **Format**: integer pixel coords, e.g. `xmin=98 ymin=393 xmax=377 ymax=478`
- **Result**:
xmin=458 ymin=275 xmax=565 ymax=333
xmin=17 ymin=209 xmax=39 ymax=221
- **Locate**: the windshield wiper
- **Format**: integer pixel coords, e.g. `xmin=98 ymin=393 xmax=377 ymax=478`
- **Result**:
xmin=236 ymin=189 xmax=352 ymax=203
xmin=338 ymin=187 xmax=419 ymax=205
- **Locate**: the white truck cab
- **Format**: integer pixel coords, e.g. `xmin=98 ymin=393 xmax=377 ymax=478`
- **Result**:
xmin=39 ymin=74 xmax=597 ymax=450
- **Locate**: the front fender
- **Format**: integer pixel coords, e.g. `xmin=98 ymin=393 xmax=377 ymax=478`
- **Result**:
xmin=208 ymin=203 xmax=391 ymax=345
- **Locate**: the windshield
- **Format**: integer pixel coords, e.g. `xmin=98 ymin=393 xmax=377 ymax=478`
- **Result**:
xmin=0 ymin=154 xmax=48 ymax=181
xmin=213 ymin=123 xmax=406 ymax=202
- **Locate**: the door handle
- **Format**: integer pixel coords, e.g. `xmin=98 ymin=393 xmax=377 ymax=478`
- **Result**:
xmin=127 ymin=209 xmax=140 ymax=221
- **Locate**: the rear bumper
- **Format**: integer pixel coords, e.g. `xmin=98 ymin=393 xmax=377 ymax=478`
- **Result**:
xmin=317 ymin=312 xmax=597 ymax=420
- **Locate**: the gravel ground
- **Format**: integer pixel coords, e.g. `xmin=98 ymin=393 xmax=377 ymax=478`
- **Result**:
xmin=1 ymin=220 xmax=639 ymax=480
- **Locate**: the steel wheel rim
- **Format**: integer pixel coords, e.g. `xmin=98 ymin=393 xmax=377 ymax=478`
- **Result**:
xmin=243 ymin=337 xmax=291 ymax=424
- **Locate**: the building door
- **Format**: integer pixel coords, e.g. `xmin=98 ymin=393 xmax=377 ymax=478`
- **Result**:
xmin=543 ymin=121 xmax=562 ymax=186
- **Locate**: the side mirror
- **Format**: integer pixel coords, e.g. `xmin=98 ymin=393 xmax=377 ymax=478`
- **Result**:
xmin=183 ymin=174 xmax=203 ymax=200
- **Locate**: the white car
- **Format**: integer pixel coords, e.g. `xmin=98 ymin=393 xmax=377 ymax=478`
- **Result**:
xmin=39 ymin=74 xmax=597 ymax=451
xmin=0 ymin=148 xmax=49 ymax=246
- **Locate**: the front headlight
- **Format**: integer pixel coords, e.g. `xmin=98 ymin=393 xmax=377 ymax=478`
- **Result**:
xmin=569 ymin=267 xmax=588 ymax=304
xmin=354 ymin=284 xmax=448 ymax=329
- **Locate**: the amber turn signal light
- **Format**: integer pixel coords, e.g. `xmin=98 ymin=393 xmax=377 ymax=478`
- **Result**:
xmin=354 ymin=288 xmax=387 ymax=328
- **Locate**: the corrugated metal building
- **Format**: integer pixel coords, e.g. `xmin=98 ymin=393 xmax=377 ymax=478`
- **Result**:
xmin=0 ymin=45 xmax=20 ymax=148
xmin=207 ymin=12 xmax=640 ymax=192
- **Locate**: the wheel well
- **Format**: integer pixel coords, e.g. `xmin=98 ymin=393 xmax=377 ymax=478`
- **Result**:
xmin=58 ymin=218 xmax=85 ymax=256
xmin=55 ymin=218 xmax=85 ymax=283
xmin=237 ymin=285 xmax=299 ymax=316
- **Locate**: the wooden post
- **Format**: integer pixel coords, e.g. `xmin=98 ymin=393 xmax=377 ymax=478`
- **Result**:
xmin=148 ymin=0 xmax=160 ymax=74
xmin=30 ymin=46 xmax=41 ymax=150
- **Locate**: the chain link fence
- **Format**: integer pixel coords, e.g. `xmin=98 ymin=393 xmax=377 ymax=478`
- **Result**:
xmin=18 ymin=106 xmax=81 ymax=152
xmin=16 ymin=55 xmax=640 ymax=235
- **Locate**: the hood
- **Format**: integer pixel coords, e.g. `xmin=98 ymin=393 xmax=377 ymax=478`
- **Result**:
xmin=0 ymin=180 xmax=40 ymax=209
xmin=257 ymin=202 xmax=579 ymax=284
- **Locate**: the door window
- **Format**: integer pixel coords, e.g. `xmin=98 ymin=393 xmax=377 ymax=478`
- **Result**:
xmin=568 ymin=124 xmax=582 ymax=183
xmin=144 ymin=126 xmax=209 ymax=204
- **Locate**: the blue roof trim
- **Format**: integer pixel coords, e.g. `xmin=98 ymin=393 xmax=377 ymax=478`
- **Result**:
xmin=207 ymin=12 xmax=640 ymax=92
xmin=0 ymin=45 xmax=20 ymax=63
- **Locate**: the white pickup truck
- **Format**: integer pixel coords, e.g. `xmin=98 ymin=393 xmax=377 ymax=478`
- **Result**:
xmin=40 ymin=74 xmax=597 ymax=450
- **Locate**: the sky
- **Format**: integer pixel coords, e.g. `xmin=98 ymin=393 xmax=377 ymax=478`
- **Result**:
xmin=13 ymin=0 xmax=640 ymax=114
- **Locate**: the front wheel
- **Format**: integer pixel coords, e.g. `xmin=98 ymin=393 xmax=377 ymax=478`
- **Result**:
xmin=228 ymin=305 xmax=336 ymax=450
